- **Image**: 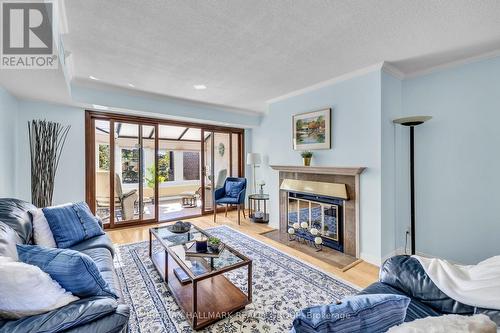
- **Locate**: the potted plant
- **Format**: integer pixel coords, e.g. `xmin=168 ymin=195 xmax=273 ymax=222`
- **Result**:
xmin=208 ymin=237 xmax=221 ymax=252
xmin=301 ymin=151 xmax=313 ymax=166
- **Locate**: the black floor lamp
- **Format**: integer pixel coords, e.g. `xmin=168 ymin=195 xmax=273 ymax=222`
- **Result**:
xmin=393 ymin=116 xmax=432 ymax=255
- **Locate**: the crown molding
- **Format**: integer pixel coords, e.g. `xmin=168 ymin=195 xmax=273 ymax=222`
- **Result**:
xmin=405 ymin=48 xmax=500 ymax=79
xmin=381 ymin=62 xmax=405 ymax=80
xmin=266 ymin=62 xmax=385 ymax=105
xmin=266 ymin=49 xmax=500 ymax=107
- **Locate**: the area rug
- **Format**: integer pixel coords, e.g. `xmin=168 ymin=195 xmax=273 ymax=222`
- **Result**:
xmin=114 ymin=225 xmax=359 ymax=332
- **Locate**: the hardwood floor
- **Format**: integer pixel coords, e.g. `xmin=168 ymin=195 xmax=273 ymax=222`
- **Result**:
xmin=107 ymin=211 xmax=379 ymax=288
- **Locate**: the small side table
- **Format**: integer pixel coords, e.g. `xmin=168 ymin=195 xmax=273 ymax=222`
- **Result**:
xmin=180 ymin=192 xmax=197 ymax=208
xmin=248 ymin=194 xmax=270 ymax=223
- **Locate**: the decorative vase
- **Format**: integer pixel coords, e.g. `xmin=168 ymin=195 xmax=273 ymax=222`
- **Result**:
xmin=28 ymin=120 xmax=70 ymax=207
xmin=303 ymin=157 xmax=311 ymax=166
xmin=195 ymin=239 xmax=208 ymax=252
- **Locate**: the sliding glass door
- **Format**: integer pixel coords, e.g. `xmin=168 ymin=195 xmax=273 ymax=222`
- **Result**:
xmin=201 ymin=130 xmax=243 ymax=214
xmin=91 ymin=119 xmax=158 ymax=227
xmin=113 ymin=121 xmax=141 ymax=224
xmin=202 ymin=130 xmax=213 ymax=213
xmin=86 ymin=111 xmax=244 ymax=228
xmin=141 ymin=125 xmax=156 ymax=221
xmin=156 ymin=125 xmax=202 ymax=221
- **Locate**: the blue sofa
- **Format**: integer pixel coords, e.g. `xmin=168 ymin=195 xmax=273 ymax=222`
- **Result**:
xmin=292 ymin=255 xmax=500 ymax=332
xmin=359 ymin=255 xmax=500 ymax=325
xmin=0 ymin=198 xmax=130 ymax=333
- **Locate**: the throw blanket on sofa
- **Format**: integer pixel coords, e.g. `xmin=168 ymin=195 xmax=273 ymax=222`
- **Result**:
xmin=414 ymin=255 xmax=500 ymax=310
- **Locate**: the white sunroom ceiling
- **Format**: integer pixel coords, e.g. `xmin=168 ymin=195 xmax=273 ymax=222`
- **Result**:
xmin=95 ymin=120 xmax=210 ymax=141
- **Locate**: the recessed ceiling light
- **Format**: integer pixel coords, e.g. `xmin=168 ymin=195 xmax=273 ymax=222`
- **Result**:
xmin=193 ymin=84 xmax=207 ymax=90
xmin=128 ymin=83 xmax=135 ymax=87
xmin=92 ymin=104 xmax=109 ymax=110
xmin=89 ymin=75 xmax=99 ymax=80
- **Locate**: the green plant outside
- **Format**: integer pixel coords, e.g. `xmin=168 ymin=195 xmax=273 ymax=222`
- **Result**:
xmin=145 ymin=166 xmax=166 ymax=189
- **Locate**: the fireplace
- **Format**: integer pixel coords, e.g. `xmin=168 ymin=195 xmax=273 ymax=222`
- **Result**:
xmin=271 ymin=165 xmax=365 ymax=260
xmin=287 ymin=191 xmax=344 ymax=252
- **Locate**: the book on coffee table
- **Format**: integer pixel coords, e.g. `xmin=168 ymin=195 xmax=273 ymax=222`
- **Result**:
xmin=183 ymin=241 xmax=225 ymax=258
xmin=173 ymin=263 xmax=208 ymax=284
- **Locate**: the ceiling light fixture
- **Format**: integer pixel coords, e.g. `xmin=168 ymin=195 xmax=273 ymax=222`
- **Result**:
xmin=92 ymin=104 xmax=109 ymax=110
xmin=89 ymin=75 xmax=99 ymax=80
xmin=193 ymin=84 xmax=207 ymax=90
xmin=128 ymin=83 xmax=135 ymax=87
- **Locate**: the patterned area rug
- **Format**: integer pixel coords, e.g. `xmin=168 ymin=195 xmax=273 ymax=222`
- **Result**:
xmin=114 ymin=225 xmax=358 ymax=332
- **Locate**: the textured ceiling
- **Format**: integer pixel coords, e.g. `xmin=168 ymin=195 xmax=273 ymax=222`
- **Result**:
xmin=63 ymin=0 xmax=500 ymax=112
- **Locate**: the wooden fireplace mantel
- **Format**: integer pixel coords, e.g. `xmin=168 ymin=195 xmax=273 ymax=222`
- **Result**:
xmin=270 ymin=165 xmax=366 ymax=176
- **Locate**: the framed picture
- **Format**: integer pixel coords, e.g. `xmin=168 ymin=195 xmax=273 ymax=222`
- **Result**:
xmin=293 ymin=108 xmax=331 ymax=150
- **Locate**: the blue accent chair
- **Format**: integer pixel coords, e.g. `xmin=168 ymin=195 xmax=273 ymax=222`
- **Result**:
xmin=213 ymin=177 xmax=247 ymax=225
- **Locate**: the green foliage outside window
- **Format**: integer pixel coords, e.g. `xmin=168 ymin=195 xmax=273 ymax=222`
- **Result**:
xmin=158 ymin=152 xmax=173 ymax=180
xmin=145 ymin=166 xmax=166 ymax=189
xmin=98 ymin=144 xmax=109 ymax=170
xmin=144 ymin=152 xmax=173 ymax=188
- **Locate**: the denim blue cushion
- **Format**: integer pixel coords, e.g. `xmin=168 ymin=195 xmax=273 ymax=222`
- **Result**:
xmin=291 ymin=294 xmax=410 ymax=333
xmin=42 ymin=202 xmax=104 ymax=248
xmin=359 ymin=282 xmax=441 ymax=323
xmin=17 ymin=244 xmax=117 ymax=299
xmin=225 ymin=181 xmax=244 ymax=198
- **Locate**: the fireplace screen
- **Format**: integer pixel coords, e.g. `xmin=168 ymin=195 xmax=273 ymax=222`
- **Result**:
xmin=287 ymin=196 xmax=340 ymax=242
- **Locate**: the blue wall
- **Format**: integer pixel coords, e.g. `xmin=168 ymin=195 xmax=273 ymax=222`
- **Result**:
xmin=398 ymin=56 xmax=500 ymax=263
xmin=253 ymin=71 xmax=384 ymax=265
xmin=0 ymin=88 xmax=18 ymax=197
xmin=381 ymin=72 xmax=403 ymax=259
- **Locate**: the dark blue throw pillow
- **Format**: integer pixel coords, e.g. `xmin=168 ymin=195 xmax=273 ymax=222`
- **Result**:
xmin=42 ymin=202 xmax=104 ymax=248
xmin=17 ymin=244 xmax=117 ymax=299
xmin=225 ymin=181 xmax=244 ymax=198
xmin=291 ymin=294 xmax=410 ymax=333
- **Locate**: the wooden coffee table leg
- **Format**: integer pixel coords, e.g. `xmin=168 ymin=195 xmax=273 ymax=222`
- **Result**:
xmin=149 ymin=231 xmax=152 ymax=257
xmin=192 ymin=279 xmax=198 ymax=328
xmin=248 ymin=262 xmax=252 ymax=303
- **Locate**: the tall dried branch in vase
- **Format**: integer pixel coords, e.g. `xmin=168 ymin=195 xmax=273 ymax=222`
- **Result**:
xmin=28 ymin=120 xmax=70 ymax=207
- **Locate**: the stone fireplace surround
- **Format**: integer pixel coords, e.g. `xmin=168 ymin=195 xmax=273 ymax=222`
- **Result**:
xmin=270 ymin=165 xmax=365 ymax=259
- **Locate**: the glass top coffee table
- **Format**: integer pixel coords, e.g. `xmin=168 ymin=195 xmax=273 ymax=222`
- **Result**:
xmin=149 ymin=223 xmax=252 ymax=330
